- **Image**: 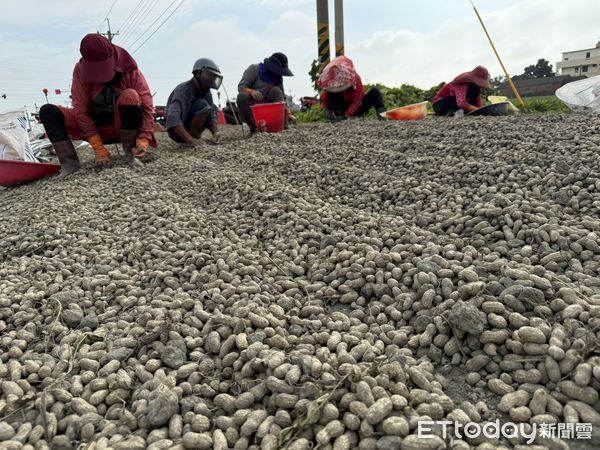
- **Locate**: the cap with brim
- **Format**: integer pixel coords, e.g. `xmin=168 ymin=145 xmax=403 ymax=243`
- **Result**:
xmin=453 ymin=66 xmax=491 ymax=88
xmin=79 ymin=34 xmax=117 ymax=83
xmin=264 ymin=53 xmax=293 ymax=77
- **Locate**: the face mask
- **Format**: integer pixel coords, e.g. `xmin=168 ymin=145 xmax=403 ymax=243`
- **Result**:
xmin=196 ymin=70 xmax=222 ymax=90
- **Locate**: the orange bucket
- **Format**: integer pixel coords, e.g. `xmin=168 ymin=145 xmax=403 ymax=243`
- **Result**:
xmin=382 ymin=101 xmax=428 ymax=121
xmin=217 ymin=110 xmax=227 ymax=125
xmin=251 ymin=101 xmax=286 ymax=132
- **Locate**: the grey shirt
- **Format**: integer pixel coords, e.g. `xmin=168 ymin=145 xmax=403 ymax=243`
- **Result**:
xmin=238 ymin=64 xmax=284 ymax=96
xmin=165 ymin=79 xmax=217 ymax=130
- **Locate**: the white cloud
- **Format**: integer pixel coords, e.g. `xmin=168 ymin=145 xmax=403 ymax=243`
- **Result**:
xmin=350 ymin=0 xmax=600 ymax=88
xmin=2 ymin=0 xmax=600 ymax=112
xmin=253 ymin=0 xmax=311 ymax=7
xmin=136 ymin=11 xmax=316 ymax=106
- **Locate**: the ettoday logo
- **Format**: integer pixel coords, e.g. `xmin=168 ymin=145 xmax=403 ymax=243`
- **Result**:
xmin=418 ymin=420 xmax=593 ymax=444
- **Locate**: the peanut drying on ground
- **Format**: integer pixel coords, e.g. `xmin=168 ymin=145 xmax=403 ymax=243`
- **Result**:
xmin=0 ymin=115 xmax=599 ymax=449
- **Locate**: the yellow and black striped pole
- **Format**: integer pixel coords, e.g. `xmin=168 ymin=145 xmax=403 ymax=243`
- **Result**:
xmin=334 ymin=0 xmax=344 ymax=56
xmin=316 ymin=0 xmax=330 ymax=71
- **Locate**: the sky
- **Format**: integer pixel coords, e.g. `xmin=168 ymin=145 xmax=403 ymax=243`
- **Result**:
xmin=1 ymin=0 xmax=599 ymax=112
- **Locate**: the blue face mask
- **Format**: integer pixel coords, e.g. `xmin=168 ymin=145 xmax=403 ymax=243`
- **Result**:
xmin=259 ymin=63 xmax=282 ymax=85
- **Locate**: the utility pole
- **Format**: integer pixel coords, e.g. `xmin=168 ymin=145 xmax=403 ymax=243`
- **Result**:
xmin=99 ymin=18 xmax=118 ymax=42
xmin=316 ymin=0 xmax=330 ymax=72
xmin=334 ymin=0 xmax=344 ymax=57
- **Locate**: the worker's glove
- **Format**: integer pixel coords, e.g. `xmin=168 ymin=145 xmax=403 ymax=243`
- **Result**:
xmin=209 ymin=132 xmax=221 ymax=145
xmin=133 ymin=137 xmax=149 ymax=157
xmin=249 ymin=90 xmax=264 ymax=101
xmin=87 ymin=134 xmax=111 ymax=166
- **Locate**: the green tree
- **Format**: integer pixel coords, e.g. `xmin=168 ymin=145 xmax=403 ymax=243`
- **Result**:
xmin=423 ymin=82 xmax=445 ymax=102
xmin=514 ymin=59 xmax=555 ymax=80
xmin=309 ymin=59 xmax=321 ymax=93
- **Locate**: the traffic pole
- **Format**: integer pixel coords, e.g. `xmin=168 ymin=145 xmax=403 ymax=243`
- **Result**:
xmin=316 ymin=0 xmax=330 ymax=72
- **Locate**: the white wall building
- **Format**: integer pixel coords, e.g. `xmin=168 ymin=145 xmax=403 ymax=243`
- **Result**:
xmin=557 ymin=42 xmax=600 ymax=77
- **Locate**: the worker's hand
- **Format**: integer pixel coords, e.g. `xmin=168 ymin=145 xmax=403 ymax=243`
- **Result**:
xmin=93 ymin=147 xmax=111 ymax=165
xmin=467 ymin=105 xmax=479 ymax=113
xmin=88 ymin=134 xmax=111 ymax=165
xmin=288 ymin=114 xmax=297 ymax=125
xmin=133 ymin=137 xmax=149 ymax=157
xmin=181 ymin=139 xmax=202 ymax=148
xmin=132 ymin=145 xmax=148 ymax=158
xmin=249 ymin=90 xmax=264 ymax=101
xmin=209 ymin=132 xmax=221 ymax=145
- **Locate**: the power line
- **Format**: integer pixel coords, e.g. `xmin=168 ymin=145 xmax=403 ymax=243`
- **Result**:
xmin=120 ymin=0 xmax=161 ymax=46
xmin=126 ymin=0 xmax=179 ymax=49
xmin=119 ymin=0 xmax=151 ymax=40
xmin=97 ymin=0 xmax=119 ymax=30
xmin=130 ymin=0 xmax=184 ymax=54
xmin=117 ymin=0 xmax=148 ymax=39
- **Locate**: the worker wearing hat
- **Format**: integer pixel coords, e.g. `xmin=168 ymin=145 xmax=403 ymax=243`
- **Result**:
xmin=236 ymin=52 xmax=294 ymax=134
xmin=39 ymin=33 xmax=156 ymax=178
xmin=432 ymin=66 xmax=491 ymax=116
xmin=164 ymin=58 xmax=223 ymax=146
xmin=318 ymin=56 xmax=387 ymax=120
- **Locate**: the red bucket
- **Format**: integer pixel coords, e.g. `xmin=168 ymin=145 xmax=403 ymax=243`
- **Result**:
xmin=0 ymin=159 xmax=61 ymax=187
xmin=251 ymin=101 xmax=286 ymax=133
xmin=217 ymin=110 xmax=227 ymax=125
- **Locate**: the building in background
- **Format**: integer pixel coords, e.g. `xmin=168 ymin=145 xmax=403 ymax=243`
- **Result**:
xmin=497 ymin=75 xmax=586 ymax=98
xmin=556 ymin=42 xmax=600 ymax=77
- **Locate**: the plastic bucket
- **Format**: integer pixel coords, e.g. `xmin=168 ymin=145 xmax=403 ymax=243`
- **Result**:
xmin=0 ymin=159 xmax=61 ymax=187
xmin=251 ymin=101 xmax=286 ymax=132
xmin=382 ymin=101 xmax=428 ymax=121
xmin=217 ymin=110 xmax=227 ymax=125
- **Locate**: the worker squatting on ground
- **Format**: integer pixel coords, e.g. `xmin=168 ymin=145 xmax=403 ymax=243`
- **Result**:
xmin=236 ymin=53 xmax=295 ymax=134
xmin=164 ymin=59 xmax=223 ymax=146
xmin=318 ymin=56 xmax=387 ymax=121
xmin=39 ymin=34 xmax=156 ymax=179
xmin=432 ymin=66 xmax=491 ymax=116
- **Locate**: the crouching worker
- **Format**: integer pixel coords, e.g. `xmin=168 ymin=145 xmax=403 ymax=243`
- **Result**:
xmin=433 ymin=66 xmax=490 ymax=116
xmin=318 ymin=56 xmax=386 ymax=120
xmin=165 ymin=58 xmax=223 ymax=146
xmin=39 ymin=34 xmax=155 ymax=179
xmin=237 ymin=53 xmax=294 ymax=133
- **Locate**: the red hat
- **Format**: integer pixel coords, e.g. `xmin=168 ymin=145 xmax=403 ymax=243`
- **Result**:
xmin=453 ymin=66 xmax=491 ymax=88
xmin=79 ymin=34 xmax=116 ymax=83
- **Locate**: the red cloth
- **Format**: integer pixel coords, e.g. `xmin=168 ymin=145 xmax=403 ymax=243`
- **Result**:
xmin=318 ymin=56 xmax=365 ymax=117
xmin=69 ymin=58 xmax=156 ymax=146
xmin=433 ymin=82 xmax=483 ymax=111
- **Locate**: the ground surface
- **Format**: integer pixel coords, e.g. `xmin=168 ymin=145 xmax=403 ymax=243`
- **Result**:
xmin=0 ymin=116 xmax=599 ymax=450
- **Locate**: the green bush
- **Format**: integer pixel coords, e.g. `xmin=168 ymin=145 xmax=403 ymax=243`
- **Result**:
xmin=516 ymin=96 xmax=571 ymax=114
xmin=296 ymin=104 xmax=326 ymax=123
